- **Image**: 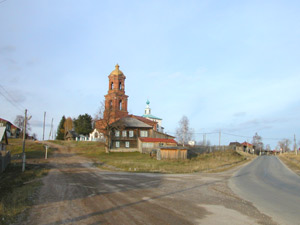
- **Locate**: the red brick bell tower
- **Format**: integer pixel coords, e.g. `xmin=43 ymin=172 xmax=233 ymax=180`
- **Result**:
xmin=103 ymin=64 xmax=129 ymax=122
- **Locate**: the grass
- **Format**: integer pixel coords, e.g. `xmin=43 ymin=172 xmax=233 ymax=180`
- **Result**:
xmin=0 ymin=139 xmax=53 ymax=225
xmin=279 ymin=152 xmax=300 ymax=175
xmin=50 ymin=140 xmax=249 ymax=173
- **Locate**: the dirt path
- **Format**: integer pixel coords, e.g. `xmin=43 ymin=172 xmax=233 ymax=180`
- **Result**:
xmin=22 ymin=142 xmax=277 ymax=225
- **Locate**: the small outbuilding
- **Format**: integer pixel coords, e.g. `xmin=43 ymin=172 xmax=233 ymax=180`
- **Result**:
xmin=159 ymin=146 xmax=188 ymax=160
xmin=138 ymin=137 xmax=177 ymax=153
xmin=241 ymin=142 xmax=254 ymax=153
xmin=65 ymin=130 xmax=78 ymax=141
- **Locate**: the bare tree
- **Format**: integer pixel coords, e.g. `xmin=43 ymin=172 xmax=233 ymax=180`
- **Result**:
xmin=266 ymin=144 xmax=271 ymax=151
xmin=252 ymin=132 xmax=263 ymax=151
xmin=94 ymin=102 xmax=104 ymax=122
xmin=93 ymin=102 xmax=105 ymax=129
xmin=14 ymin=115 xmax=31 ymax=136
xmin=95 ymin=101 xmax=124 ymax=153
xmin=277 ymin=139 xmax=291 ymax=152
xmin=176 ymin=115 xmax=194 ymax=146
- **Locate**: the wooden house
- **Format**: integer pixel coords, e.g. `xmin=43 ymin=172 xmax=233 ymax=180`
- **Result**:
xmin=0 ymin=118 xmax=20 ymax=138
xmin=65 ymin=130 xmax=78 ymax=141
xmin=110 ymin=116 xmax=153 ymax=152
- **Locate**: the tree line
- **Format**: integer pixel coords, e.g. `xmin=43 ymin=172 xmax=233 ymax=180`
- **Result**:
xmin=175 ymin=115 xmax=297 ymax=152
xmin=56 ymin=113 xmax=93 ymax=140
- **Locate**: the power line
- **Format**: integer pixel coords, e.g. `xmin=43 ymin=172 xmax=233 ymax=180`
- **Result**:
xmin=168 ymin=130 xmax=291 ymax=142
xmin=0 ymin=88 xmax=24 ymax=113
xmin=0 ymin=84 xmax=26 ymax=109
xmin=0 ymin=0 xmax=8 ymax=4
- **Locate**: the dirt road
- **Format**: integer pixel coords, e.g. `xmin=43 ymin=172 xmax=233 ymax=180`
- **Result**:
xmin=21 ymin=142 xmax=276 ymax=225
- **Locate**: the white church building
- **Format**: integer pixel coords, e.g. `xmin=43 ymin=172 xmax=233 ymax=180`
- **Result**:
xmin=142 ymin=99 xmax=164 ymax=133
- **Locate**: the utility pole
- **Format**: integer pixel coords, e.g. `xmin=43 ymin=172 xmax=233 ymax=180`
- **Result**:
xmin=49 ymin=118 xmax=53 ymax=140
xmin=203 ymin=133 xmax=206 ymax=146
xmin=294 ymin=134 xmax=297 ymax=155
xmin=22 ymin=109 xmax=27 ymax=172
xmin=43 ymin=112 xmax=46 ymax=141
xmin=219 ymin=131 xmax=221 ymax=149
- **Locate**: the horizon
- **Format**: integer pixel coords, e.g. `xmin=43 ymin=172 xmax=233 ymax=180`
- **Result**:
xmin=1 ymin=0 xmax=299 ymax=149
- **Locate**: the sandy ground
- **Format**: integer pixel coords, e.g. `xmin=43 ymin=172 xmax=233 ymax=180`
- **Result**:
xmin=17 ymin=142 xmax=277 ymax=225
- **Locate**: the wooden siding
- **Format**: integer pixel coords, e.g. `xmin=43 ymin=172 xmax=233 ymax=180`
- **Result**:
xmin=160 ymin=149 xmax=187 ymax=160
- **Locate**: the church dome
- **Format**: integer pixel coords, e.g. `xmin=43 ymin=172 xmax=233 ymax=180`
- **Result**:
xmin=110 ymin=64 xmax=124 ymax=76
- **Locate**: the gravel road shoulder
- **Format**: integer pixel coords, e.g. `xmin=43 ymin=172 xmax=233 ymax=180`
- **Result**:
xmin=19 ymin=143 xmax=277 ymax=225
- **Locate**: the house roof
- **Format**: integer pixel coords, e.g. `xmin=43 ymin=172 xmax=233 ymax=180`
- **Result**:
xmin=229 ymin=142 xmax=241 ymax=146
xmin=0 ymin=118 xmax=11 ymax=124
xmin=129 ymin=115 xmax=157 ymax=127
xmin=241 ymin=142 xmax=253 ymax=147
xmin=66 ymin=130 xmax=78 ymax=138
xmin=0 ymin=118 xmax=20 ymax=129
xmin=139 ymin=137 xmax=177 ymax=144
xmin=142 ymin=114 xmax=162 ymax=120
xmin=113 ymin=116 xmax=152 ymax=128
xmin=153 ymin=130 xmax=175 ymax=139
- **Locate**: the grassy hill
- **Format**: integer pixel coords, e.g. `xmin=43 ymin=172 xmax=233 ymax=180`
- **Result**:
xmin=51 ymin=140 xmax=249 ymax=173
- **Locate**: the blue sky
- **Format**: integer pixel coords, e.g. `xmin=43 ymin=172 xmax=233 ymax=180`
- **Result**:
xmin=0 ymin=0 xmax=299 ymax=148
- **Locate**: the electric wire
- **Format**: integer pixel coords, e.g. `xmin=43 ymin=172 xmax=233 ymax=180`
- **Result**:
xmin=0 ymin=88 xmax=24 ymax=113
xmin=0 ymin=0 xmax=8 ymax=4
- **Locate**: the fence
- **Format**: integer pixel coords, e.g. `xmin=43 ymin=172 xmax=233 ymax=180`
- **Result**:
xmin=0 ymin=151 xmax=11 ymax=173
xmin=188 ymin=145 xmax=234 ymax=157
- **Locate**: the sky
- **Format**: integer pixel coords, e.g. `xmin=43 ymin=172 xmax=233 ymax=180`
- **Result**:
xmin=0 ymin=0 xmax=299 ymax=149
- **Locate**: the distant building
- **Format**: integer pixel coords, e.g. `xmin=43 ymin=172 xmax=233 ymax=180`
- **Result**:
xmin=89 ymin=128 xmax=105 ymax=142
xmin=188 ymin=140 xmax=196 ymax=146
xmin=65 ymin=130 xmax=78 ymax=141
xmin=142 ymin=100 xmax=164 ymax=133
xmin=77 ymin=134 xmax=88 ymax=141
xmin=95 ymin=65 xmax=175 ymax=152
xmin=241 ymin=142 xmax=254 ymax=153
xmin=0 ymin=118 xmax=20 ymax=138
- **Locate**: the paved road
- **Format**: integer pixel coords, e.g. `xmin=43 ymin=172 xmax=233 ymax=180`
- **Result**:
xmin=21 ymin=143 xmax=276 ymax=225
xmin=230 ymin=155 xmax=300 ymax=225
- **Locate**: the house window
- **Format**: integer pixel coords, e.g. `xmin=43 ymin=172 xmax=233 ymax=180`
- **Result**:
xmin=109 ymin=100 xmax=112 ymax=109
xmin=122 ymin=130 xmax=127 ymax=137
xmin=116 ymin=141 xmax=120 ymax=148
xmin=119 ymin=82 xmax=122 ymax=90
xmin=140 ymin=130 xmax=148 ymax=137
xmin=129 ymin=130 xmax=134 ymax=137
xmin=125 ymin=141 xmax=130 ymax=148
xmin=119 ymin=100 xmax=122 ymax=110
xmin=115 ymin=130 xmax=120 ymax=137
xmin=111 ymin=82 xmax=114 ymax=90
